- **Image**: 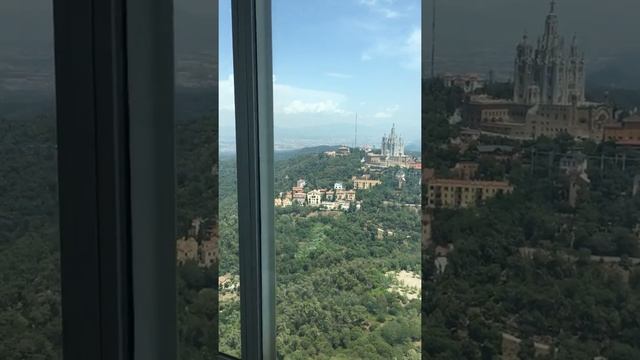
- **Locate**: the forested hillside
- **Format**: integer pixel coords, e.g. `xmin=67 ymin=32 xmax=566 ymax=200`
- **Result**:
xmin=422 ymin=78 xmax=640 ymax=359
xmin=0 ymin=116 xmax=61 ymax=359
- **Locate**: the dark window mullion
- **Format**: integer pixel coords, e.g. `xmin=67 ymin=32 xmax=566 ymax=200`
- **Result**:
xmin=231 ymin=0 xmax=276 ymax=359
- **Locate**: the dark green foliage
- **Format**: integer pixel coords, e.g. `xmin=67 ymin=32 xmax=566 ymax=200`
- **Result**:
xmin=0 ymin=116 xmax=61 ymax=359
xmin=423 ymin=83 xmax=640 ymax=359
xmin=217 ymin=142 xmax=423 ymax=358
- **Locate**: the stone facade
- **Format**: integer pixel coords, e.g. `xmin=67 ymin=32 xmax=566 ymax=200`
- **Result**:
xmin=306 ymin=190 xmax=322 ymax=206
xmin=176 ymin=237 xmax=198 ymax=265
xmin=443 ymin=73 xmax=485 ymax=93
xmin=513 ymin=1 xmax=585 ymax=106
xmin=462 ymin=1 xmax=614 ymax=142
xmin=464 ymin=95 xmax=613 ymax=141
xmin=426 ymin=179 xmax=514 ymax=209
xmin=604 ymin=114 xmax=640 ymax=146
xmin=352 ymin=175 xmax=382 ymax=190
xmin=450 ymin=162 xmax=479 ymax=180
xmin=382 ymin=124 xmax=405 ymax=157
xmin=176 ymin=231 xmax=219 ymax=268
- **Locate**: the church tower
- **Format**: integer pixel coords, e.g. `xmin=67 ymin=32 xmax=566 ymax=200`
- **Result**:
xmin=381 ymin=124 xmax=405 ymax=157
xmin=513 ymin=0 xmax=585 ymax=106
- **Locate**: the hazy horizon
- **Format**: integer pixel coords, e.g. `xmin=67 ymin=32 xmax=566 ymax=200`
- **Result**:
xmin=2 ymin=0 xmax=639 ymax=150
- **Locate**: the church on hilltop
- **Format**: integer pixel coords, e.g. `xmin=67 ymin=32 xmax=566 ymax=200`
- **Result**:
xmin=463 ymin=1 xmax=613 ymax=141
xmin=381 ymin=124 xmax=405 ymax=157
xmin=513 ymin=0 xmax=585 ymax=106
xmin=365 ymin=124 xmax=419 ymax=169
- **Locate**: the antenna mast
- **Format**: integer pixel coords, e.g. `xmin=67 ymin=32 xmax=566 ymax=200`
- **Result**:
xmin=354 ymin=113 xmax=358 ymax=149
xmin=431 ymin=0 xmax=436 ymax=78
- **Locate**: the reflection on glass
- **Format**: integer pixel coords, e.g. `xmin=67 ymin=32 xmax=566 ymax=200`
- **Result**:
xmin=423 ymin=1 xmax=640 ymax=358
xmin=0 ymin=1 xmax=61 ymax=359
xmin=218 ymin=0 xmax=242 ymax=356
xmin=273 ymin=1 xmax=422 ymax=358
xmin=174 ymin=0 xmax=220 ymax=357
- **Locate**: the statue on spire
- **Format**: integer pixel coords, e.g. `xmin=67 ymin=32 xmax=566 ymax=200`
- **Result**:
xmin=550 ymin=0 xmax=556 ymax=13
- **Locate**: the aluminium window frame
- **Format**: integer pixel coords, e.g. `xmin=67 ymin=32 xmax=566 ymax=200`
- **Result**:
xmin=231 ymin=0 xmax=277 ymax=359
xmin=54 ymin=0 xmax=175 ymax=358
xmin=54 ymin=0 xmax=275 ymax=358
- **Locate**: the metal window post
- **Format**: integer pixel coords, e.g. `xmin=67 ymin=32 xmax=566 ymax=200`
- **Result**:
xmin=54 ymin=0 xmax=133 ymax=358
xmin=231 ymin=0 xmax=276 ymax=359
xmin=126 ymin=0 xmax=176 ymax=359
xmin=54 ymin=0 xmax=175 ymax=358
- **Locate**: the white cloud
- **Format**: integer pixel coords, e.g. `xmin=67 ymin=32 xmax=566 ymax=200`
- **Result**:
xmin=374 ymin=105 xmax=400 ymax=118
xmin=276 ymin=83 xmax=350 ymax=116
xmin=325 ymin=72 xmax=354 ymax=79
xmin=358 ymin=0 xmax=402 ymax=19
xmin=283 ymin=100 xmax=347 ymax=115
xmin=219 ymin=74 xmax=350 ymax=116
xmin=360 ymin=28 xmax=421 ymax=70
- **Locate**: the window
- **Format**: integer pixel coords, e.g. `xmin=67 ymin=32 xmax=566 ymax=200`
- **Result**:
xmin=424 ymin=0 xmax=640 ymax=358
xmin=174 ymin=0 xmax=222 ymax=357
xmin=0 ymin=1 xmax=61 ymax=358
xmin=272 ymin=1 xmax=421 ymax=358
xmin=48 ymin=0 xmax=639 ymax=358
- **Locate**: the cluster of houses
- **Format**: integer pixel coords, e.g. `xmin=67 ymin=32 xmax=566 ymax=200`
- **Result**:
xmin=275 ymin=176 xmax=382 ymax=211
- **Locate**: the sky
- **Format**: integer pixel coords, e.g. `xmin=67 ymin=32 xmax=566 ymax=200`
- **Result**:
xmin=219 ymin=0 xmax=422 ymax=151
xmin=2 ymin=0 xmax=638 ymax=149
xmin=426 ymin=0 xmax=640 ymax=81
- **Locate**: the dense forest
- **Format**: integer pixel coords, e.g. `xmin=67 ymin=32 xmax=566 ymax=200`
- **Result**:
xmin=0 ymin=112 xmax=222 ymax=360
xmin=218 ymin=149 xmax=423 ymax=359
xmin=5 ymin=78 xmax=640 ymax=359
xmin=0 ymin=116 xmax=61 ymax=359
xmin=422 ymin=78 xmax=640 ymax=359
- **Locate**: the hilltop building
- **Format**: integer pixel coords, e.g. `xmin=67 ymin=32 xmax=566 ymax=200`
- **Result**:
xmin=426 ymin=178 xmax=514 ymax=209
xmin=366 ymin=125 xmax=419 ymax=168
xmin=450 ymin=162 xmax=479 ymax=180
xmin=382 ymin=124 xmax=405 ymax=157
xmin=275 ymin=178 xmax=359 ymax=211
xmin=462 ymin=1 xmax=613 ymax=141
xmin=176 ymin=228 xmax=219 ymax=267
xmin=337 ymin=145 xmax=351 ymax=156
xmin=176 ymin=237 xmax=198 ymax=265
xmin=306 ymin=190 xmax=322 ymax=207
xmin=559 ymin=151 xmax=588 ymax=174
xmin=603 ymin=114 xmax=640 ymax=147
xmin=513 ymin=1 xmax=585 ymax=106
xmin=352 ymin=175 xmax=382 ymax=190
xmin=443 ymin=73 xmax=485 ymax=93
xmin=293 ymin=192 xmax=306 ymax=205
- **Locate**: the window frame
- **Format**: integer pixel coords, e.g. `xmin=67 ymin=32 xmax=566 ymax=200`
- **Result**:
xmin=53 ymin=0 xmax=135 ymax=358
xmin=54 ymin=0 xmax=277 ymax=358
xmin=231 ymin=0 xmax=277 ymax=359
xmin=54 ymin=0 xmax=176 ymax=358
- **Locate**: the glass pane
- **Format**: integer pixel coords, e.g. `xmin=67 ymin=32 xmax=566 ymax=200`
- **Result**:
xmin=218 ymin=0 xmax=242 ymax=356
xmin=174 ymin=0 xmax=221 ymax=357
xmin=273 ymin=1 xmax=422 ymax=358
xmin=0 ymin=1 xmax=61 ymax=359
xmin=423 ymin=0 xmax=640 ymax=358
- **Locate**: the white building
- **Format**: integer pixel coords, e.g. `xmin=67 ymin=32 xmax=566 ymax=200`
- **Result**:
xmin=306 ymin=190 xmax=322 ymax=207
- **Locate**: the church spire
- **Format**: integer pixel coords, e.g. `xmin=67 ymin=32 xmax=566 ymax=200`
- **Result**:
xmin=550 ymin=0 xmax=556 ymax=13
